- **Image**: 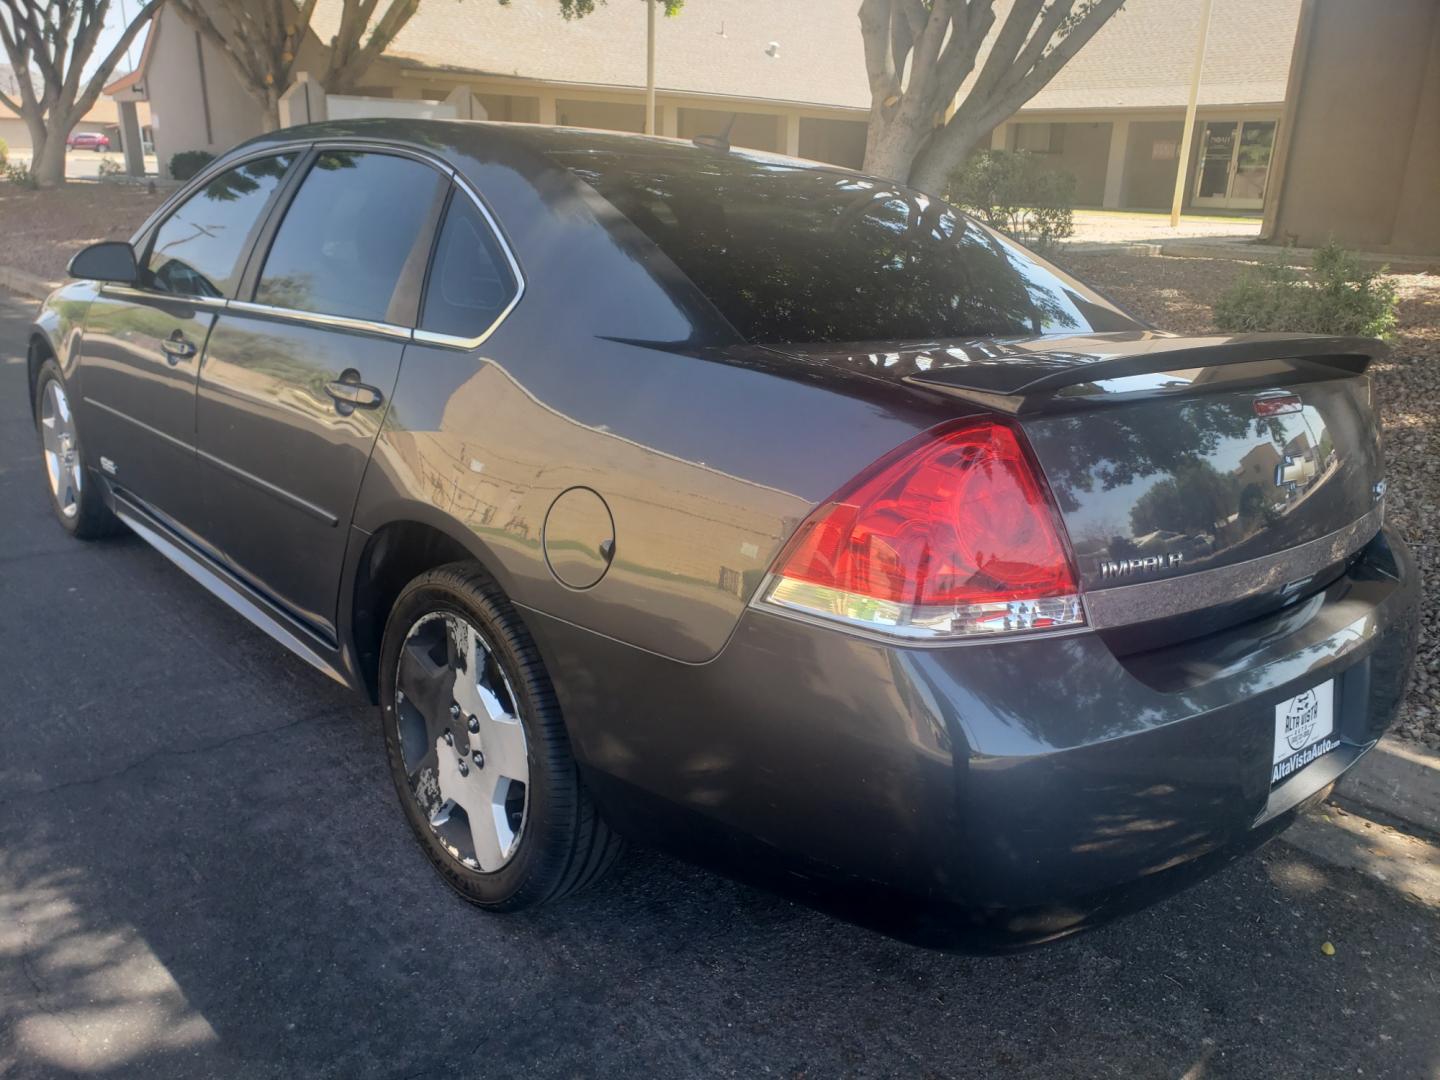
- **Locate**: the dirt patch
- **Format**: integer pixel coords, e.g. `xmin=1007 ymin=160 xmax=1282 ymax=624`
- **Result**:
xmin=0 ymin=182 xmax=166 ymax=283
xmin=1055 ymin=252 xmax=1440 ymax=749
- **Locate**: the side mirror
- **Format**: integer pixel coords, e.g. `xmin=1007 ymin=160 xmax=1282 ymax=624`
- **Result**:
xmin=68 ymin=240 xmax=139 ymax=284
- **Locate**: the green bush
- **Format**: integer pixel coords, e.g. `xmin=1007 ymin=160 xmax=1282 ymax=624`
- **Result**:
xmin=3 ymin=161 xmax=36 ymax=189
xmin=1213 ymin=242 xmax=1399 ymax=339
xmin=169 ymin=150 xmax=215 ymax=181
xmin=946 ymin=149 xmax=1076 ymax=248
xmin=0 ymin=136 xmax=7 ymax=167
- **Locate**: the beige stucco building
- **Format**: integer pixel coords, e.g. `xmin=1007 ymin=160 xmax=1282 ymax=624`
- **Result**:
xmin=1263 ymin=0 xmax=1440 ymax=255
xmin=108 ymin=0 xmax=1301 ymax=217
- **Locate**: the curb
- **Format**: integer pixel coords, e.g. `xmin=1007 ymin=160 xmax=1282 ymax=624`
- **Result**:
xmin=1338 ymin=735 xmax=1440 ymax=836
xmin=1058 ymin=237 xmax=1440 ymax=273
xmin=0 ymin=266 xmax=58 ymax=301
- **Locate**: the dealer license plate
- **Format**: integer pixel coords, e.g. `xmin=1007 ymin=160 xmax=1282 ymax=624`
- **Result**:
xmin=1272 ymin=680 xmax=1339 ymax=785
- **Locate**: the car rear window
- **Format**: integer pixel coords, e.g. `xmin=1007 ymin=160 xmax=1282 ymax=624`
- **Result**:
xmin=549 ymin=149 xmax=1136 ymax=345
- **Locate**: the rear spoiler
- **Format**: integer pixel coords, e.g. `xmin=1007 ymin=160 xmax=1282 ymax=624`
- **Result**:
xmin=902 ymin=334 xmax=1383 ymax=415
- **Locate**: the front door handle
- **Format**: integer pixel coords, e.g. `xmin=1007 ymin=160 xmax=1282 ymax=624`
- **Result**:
xmin=160 ymin=332 xmax=197 ymax=363
xmin=325 ymin=378 xmax=384 ymax=414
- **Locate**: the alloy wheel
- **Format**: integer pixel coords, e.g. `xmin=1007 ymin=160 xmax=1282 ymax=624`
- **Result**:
xmin=393 ymin=611 xmax=530 ymax=872
xmin=40 ymin=380 xmax=82 ymax=520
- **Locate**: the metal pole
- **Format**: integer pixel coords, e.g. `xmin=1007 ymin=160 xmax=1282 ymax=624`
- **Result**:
xmin=645 ymin=0 xmax=657 ymax=135
xmin=1170 ymin=0 xmax=1213 ymax=227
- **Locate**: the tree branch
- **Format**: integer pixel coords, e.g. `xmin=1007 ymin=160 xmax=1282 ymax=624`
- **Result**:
xmin=324 ymin=0 xmax=420 ymax=93
xmin=70 ymin=0 xmax=163 ymax=124
xmin=1006 ymin=0 xmax=1126 ymax=105
xmin=964 ymin=0 xmax=1046 ymax=110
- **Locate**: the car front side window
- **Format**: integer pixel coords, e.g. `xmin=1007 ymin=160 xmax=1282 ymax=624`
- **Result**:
xmin=144 ymin=153 xmax=297 ymax=299
xmin=254 ymin=150 xmax=447 ymax=324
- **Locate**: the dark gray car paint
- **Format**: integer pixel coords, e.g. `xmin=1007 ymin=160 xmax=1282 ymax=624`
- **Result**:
xmin=28 ymin=118 xmax=1420 ymax=950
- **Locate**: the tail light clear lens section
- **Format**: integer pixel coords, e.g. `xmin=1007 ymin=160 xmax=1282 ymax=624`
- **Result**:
xmin=759 ymin=419 xmax=1084 ymax=640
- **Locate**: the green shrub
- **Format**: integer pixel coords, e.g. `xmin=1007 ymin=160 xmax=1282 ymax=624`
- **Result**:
xmin=1213 ymin=242 xmax=1399 ymax=339
xmin=169 ymin=150 xmax=215 ymax=181
xmin=0 ymin=136 xmax=7 ymax=167
xmin=946 ymin=149 xmax=1076 ymax=248
xmin=3 ymin=161 xmax=36 ymax=189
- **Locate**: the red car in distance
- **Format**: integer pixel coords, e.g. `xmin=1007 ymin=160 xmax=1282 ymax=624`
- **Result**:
xmin=66 ymin=132 xmax=110 ymax=151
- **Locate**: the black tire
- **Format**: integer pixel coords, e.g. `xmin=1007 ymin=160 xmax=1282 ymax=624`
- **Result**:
xmin=378 ymin=561 xmax=623 ymax=910
xmin=32 ymin=358 xmax=125 ymax=540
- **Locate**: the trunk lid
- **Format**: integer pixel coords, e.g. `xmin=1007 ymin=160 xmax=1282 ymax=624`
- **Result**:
xmin=765 ymin=331 xmax=1388 ymax=635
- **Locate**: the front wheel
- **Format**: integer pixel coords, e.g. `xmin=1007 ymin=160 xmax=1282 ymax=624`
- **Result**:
xmin=378 ymin=562 xmax=623 ymax=910
xmin=33 ymin=359 xmax=124 ymax=539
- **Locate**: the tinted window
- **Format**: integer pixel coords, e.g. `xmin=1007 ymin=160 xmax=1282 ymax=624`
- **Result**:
xmin=550 ymin=149 xmax=1138 ymax=344
xmin=256 ymin=151 xmax=445 ymax=323
xmin=145 ymin=154 xmax=295 ymax=298
xmin=419 ymin=190 xmax=518 ymax=338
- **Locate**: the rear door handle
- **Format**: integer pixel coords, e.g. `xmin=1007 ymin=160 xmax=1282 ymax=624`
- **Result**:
xmin=324 ymin=379 xmax=384 ymax=414
xmin=160 ymin=332 xmax=197 ymax=363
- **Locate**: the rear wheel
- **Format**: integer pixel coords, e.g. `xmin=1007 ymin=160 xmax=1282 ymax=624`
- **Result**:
xmin=378 ymin=562 xmax=623 ymax=909
xmin=33 ymin=359 xmax=124 ymax=539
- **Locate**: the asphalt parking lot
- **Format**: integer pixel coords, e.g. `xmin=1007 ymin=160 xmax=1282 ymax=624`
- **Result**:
xmin=1 ymin=291 xmax=1438 ymax=1079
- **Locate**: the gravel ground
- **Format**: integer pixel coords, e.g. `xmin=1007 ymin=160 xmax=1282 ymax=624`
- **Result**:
xmin=0 ymin=182 xmax=164 ymax=282
xmin=1055 ymin=252 xmax=1440 ymax=749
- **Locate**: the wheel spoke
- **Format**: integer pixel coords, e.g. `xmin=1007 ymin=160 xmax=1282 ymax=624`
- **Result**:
xmin=479 ymin=706 xmax=528 ymax=783
xmin=436 ymin=750 xmax=505 ymax=871
xmin=397 ymin=634 xmax=454 ymax=736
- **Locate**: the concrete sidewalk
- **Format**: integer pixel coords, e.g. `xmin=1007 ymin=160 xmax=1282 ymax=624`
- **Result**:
xmin=1284 ymin=737 xmax=1440 ymax=909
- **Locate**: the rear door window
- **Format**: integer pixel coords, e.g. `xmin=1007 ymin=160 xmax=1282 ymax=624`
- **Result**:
xmin=145 ymin=153 xmax=296 ymax=298
xmin=255 ymin=151 xmax=447 ymax=323
xmin=419 ymin=188 xmax=519 ymax=340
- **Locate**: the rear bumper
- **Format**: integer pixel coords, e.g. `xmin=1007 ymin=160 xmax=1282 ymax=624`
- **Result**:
xmin=525 ymin=527 xmax=1420 ymax=952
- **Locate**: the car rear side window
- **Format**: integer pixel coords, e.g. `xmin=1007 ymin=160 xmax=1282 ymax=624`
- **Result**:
xmin=418 ymin=188 xmax=519 ymax=340
xmin=145 ymin=153 xmax=296 ymax=299
xmin=550 ymin=149 xmax=1137 ymax=344
xmin=255 ymin=151 xmax=446 ymax=324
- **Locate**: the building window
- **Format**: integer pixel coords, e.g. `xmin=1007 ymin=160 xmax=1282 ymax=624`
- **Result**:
xmin=1012 ymin=123 xmax=1064 ymax=154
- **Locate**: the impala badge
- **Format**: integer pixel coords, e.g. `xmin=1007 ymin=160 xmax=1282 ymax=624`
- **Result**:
xmin=1099 ymin=552 xmax=1184 ymax=580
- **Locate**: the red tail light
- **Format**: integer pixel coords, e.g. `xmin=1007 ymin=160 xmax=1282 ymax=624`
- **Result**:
xmin=759 ymin=419 xmax=1084 ymax=639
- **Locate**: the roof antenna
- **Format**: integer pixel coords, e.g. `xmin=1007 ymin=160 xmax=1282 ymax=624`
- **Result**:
xmin=692 ymin=113 xmax=737 ymax=152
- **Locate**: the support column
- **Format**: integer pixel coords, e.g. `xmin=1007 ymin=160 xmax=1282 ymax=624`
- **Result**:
xmin=538 ymin=92 xmax=557 ymax=125
xmin=444 ymin=85 xmax=487 ymax=121
xmin=278 ymin=72 xmax=327 ymax=129
xmin=119 ymin=100 xmax=145 ymax=176
xmin=784 ymin=113 xmax=800 ymax=157
xmin=1102 ymin=118 xmax=1130 ymax=208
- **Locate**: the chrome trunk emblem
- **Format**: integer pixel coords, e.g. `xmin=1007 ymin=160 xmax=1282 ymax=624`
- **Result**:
xmin=1099 ymin=552 xmax=1184 ymax=580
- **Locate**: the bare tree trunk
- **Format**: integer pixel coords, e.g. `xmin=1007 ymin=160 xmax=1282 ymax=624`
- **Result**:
xmin=31 ymin=122 xmax=68 ymax=188
xmin=261 ymin=89 xmax=281 ymax=132
xmin=907 ymin=119 xmax=987 ymax=196
xmin=861 ymin=111 xmax=931 ymax=184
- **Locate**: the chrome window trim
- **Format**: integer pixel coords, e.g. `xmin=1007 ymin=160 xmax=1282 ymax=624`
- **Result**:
xmin=227 ymin=299 xmax=414 ymax=342
xmin=1082 ymin=507 xmax=1384 ymax=630
xmin=119 ymin=136 xmax=526 ymax=350
xmin=412 ymin=172 xmax=526 ymax=352
xmin=98 ymin=283 xmax=228 ymax=310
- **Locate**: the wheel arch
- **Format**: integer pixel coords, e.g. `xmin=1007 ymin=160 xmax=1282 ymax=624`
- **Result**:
xmin=345 ymin=511 xmax=518 ymax=704
xmin=27 ymin=331 xmax=56 ymax=417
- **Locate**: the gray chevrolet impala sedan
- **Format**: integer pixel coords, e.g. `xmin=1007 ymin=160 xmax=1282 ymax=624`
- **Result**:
xmin=27 ymin=120 xmax=1418 ymax=950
